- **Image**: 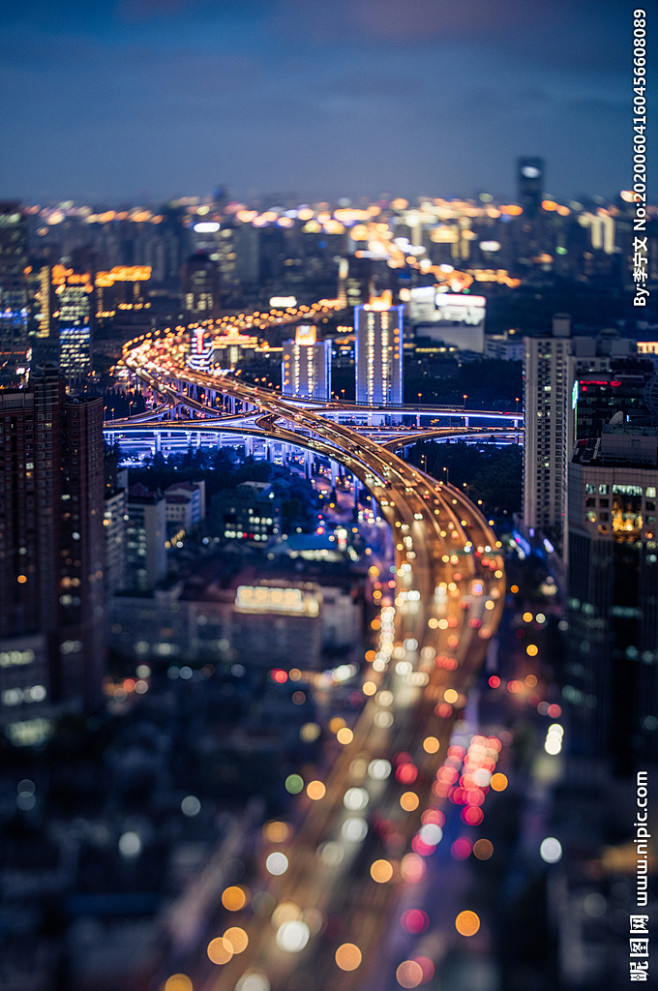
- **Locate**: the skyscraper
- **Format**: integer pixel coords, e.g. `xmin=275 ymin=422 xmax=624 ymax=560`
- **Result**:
xmin=522 ymin=318 xmax=637 ymax=554
xmin=566 ymin=423 xmax=658 ymax=773
xmin=52 ymin=263 xmax=95 ymax=385
xmin=0 ymin=202 xmax=29 ymax=385
xmin=181 ymin=253 xmax=221 ymax=323
xmin=282 ymin=325 xmax=332 ymax=401
xmin=517 ymin=156 xmax=545 ymax=218
xmin=0 ymin=366 xmax=105 ymax=741
xmin=354 ymin=291 xmax=404 ymax=406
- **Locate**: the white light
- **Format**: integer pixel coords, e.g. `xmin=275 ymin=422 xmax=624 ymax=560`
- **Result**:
xmin=266 ymin=852 xmax=289 ymax=876
xmin=341 ymin=817 xmax=368 ymax=842
xmin=276 ymin=920 xmax=310 ymax=952
xmin=181 ymin=795 xmax=201 ymax=817
xmin=118 ymin=831 xmax=142 ymax=857
xmin=194 ymin=221 xmax=220 ymax=233
xmin=343 ymin=787 xmax=369 ymax=811
xmin=235 ymin=971 xmax=271 ymax=991
xmin=540 ymin=837 xmax=562 ymax=864
xmin=319 ymin=841 xmax=344 ymax=866
xmin=419 ymin=823 xmax=443 ymax=845
xmin=368 ymin=759 xmax=392 ymax=780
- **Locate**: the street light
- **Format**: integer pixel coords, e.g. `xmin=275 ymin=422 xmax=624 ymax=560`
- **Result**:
xmin=442 ymin=466 xmax=449 ymax=485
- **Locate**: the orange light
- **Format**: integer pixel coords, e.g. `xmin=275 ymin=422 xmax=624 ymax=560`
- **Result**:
xmin=307 ymin=780 xmax=326 ymax=801
xmin=455 ymin=910 xmax=481 ymax=937
xmin=370 ymin=859 xmax=394 ymax=883
xmin=400 ymin=791 xmax=420 ymax=812
xmin=221 ymin=885 xmax=248 ymax=911
xmin=331 ymin=940 xmax=361 ymax=971
xmin=207 ymin=936 xmax=233 ymax=965
xmin=490 ymin=773 xmax=508 ymax=792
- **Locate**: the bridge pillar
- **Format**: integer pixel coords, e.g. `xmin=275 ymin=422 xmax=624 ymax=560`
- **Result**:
xmin=464 ymin=415 xmax=470 ymax=428
xmin=331 ymin=460 xmax=338 ymax=488
xmin=305 ymin=448 xmax=312 ymax=478
xmin=154 ymin=432 xmax=162 ymax=454
xmin=245 ymin=434 xmax=253 ymax=457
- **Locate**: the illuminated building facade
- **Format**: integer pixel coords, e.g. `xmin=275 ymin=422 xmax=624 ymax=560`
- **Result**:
xmin=187 ymin=327 xmax=214 ymax=373
xmin=282 ymin=325 xmax=332 ymax=401
xmin=210 ymin=482 xmax=281 ymax=545
xmin=125 ymin=485 xmax=167 ymax=592
xmin=52 ymin=264 xmax=94 ymax=384
xmin=522 ymin=318 xmax=635 ymax=553
xmin=566 ymin=425 xmax=658 ymax=772
xmin=181 ymin=252 xmax=221 ymax=322
xmin=0 ymin=366 xmax=105 ymax=740
xmin=354 ymin=292 xmax=404 ymax=406
xmin=0 ymin=202 xmax=29 ymax=384
xmin=95 ymin=265 xmax=151 ymax=320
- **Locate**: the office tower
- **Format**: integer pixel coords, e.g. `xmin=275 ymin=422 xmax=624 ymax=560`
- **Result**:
xmin=354 ymin=291 xmax=404 ymax=406
xmin=0 ymin=366 xmax=105 ymax=739
xmin=522 ymin=316 xmax=572 ymax=549
xmin=181 ymin=252 xmax=221 ymax=323
xmin=52 ymin=264 xmax=95 ymax=385
xmin=0 ymin=202 xmax=29 ymax=385
xmin=522 ymin=318 xmax=637 ymax=553
xmin=125 ymin=485 xmax=167 ymax=592
xmin=282 ymin=325 xmax=332 ymax=401
xmin=566 ymin=423 xmax=658 ymax=773
xmin=517 ymin=156 xmax=545 ymax=218
xmin=26 ymin=258 xmax=62 ymax=369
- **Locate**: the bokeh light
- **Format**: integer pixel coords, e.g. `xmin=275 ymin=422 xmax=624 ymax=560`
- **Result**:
xmin=221 ymin=885 xmax=248 ymax=911
xmin=400 ymin=791 xmax=420 ymax=812
xmin=164 ymin=975 xmax=193 ymax=991
xmin=335 ymin=943 xmax=362 ymax=971
xmin=370 ymin=858 xmax=394 ymax=883
xmin=396 ymin=959 xmax=424 ymax=987
xmin=207 ymin=936 xmax=233 ymax=965
xmin=455 ymin=910 xmax=481 ymax=936
xmin=307 ymin=780 xmax=326 ymax=801
xmin=540 ymin=836 xmax=563 ymax=863
xmin=473 ymin=838 xmax=494 ymax=860
xmin=224 ymin=927 xmax=249 ymax=953
xmin=265 ymin=852 xmax=289 ymax=876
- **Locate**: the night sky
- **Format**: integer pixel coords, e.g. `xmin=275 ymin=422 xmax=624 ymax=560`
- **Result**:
xmin=0 ymin=0 xmax=649 ymax=205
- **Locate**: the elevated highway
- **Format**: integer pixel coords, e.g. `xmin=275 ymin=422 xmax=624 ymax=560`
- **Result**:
xmin=119 ymin=331 xmax=507 ymax=990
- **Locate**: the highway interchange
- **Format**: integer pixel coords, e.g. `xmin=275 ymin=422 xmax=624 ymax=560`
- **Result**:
xmin=118 ymin=323 xmax=508 ymax=991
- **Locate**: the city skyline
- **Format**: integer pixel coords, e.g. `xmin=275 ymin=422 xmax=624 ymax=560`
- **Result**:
xmin=1 ymin=0 xmax=648 ymax=204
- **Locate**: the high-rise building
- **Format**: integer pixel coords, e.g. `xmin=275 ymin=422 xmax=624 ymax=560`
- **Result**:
xmin=566 ymin=424 xmax=658 ymax=774
xmin=354 ymin=291 xmax=404 ymax=406
xmin=125 ymin=485 xmax=167 ymax=592
xmin=0 ymin=202 xmax=29 ymax=385
xmin=52 ymin=264 xmax=95 ymax=385
xmin=181 ymin=253 xmax=221 ymax=323
xmin=517 ymin=156 xmax=545 ymax=218
xmin=281 ymin=325 xmax=332 ymax=401
xmin=0 ymin=366 xmax=105 ymax=741
xmin=522 ymin=318 xmax=637 ymax=553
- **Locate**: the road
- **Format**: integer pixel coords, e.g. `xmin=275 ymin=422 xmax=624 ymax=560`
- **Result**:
xmin=120 ymin=330 xmax=507 ymax=991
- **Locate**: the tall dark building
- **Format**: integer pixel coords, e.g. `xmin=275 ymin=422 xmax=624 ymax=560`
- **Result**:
xmin=0 ymin=366 xmax=105 ymax=742
xmin=181 ymin=252 xmax=222 ymax=323
xmin=517 ymin=156 xmax=545 ymax=218
xmin=0 ymin=202 xmax=29 ymax=385
xmin=566 ymin=424 xmax=658 ymax=775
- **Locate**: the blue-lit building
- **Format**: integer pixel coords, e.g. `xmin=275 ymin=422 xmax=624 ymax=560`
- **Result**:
xmin=281 ymin=325 xmax=332 ymax=401
xmin=0 ymin=202 xmax=29 ymax=385
xmin=354 ymin=292 xmax=404 ymax=406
